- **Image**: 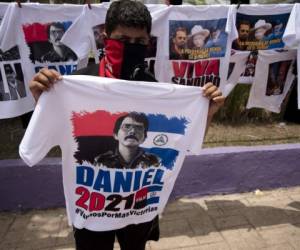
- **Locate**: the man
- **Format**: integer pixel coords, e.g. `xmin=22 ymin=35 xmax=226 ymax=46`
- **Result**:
xmin=232 ymin=20 xmax=251 ymax=50
xmin=40 ymin=22 xmax=77 ymax=63
xmin=29 ymin=1 xmax=225 ymax=249
xmin=92 ymin=23 xmax=106 ymax=58
xmin=4 ymin=64 xmax=26 ymax=100
xmin=94 ymin=112 xmax=160 ymax=169
xmin=170 ymin=26 xmax=188 ymax=59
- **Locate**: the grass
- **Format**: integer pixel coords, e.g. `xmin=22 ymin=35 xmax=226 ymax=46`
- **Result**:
xmin=1 ymin=116 xmax=300 ymax=160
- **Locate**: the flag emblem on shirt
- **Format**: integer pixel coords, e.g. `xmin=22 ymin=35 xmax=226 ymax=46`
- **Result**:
xmin=71 ymin=110 xmax=189 ymax=170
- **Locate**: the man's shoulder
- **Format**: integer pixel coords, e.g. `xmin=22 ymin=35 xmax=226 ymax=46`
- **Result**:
xmin=72 ymin=63 xmax=99 ymax=76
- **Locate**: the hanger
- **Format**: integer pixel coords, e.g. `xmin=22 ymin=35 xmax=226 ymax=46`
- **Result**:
xmin=16 ymin=0 xmax=22 ymax=8
xmin=85 ymin=0 xmax=92 ymax=9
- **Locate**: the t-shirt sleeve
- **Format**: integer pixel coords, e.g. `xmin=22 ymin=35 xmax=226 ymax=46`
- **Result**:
xmin=0 ymin=3 xmax=19 ymax=51
xmin=62 ymin=6 xmax=92 ymax=61
xmin=227 ymin=5 xmax=238 ymax=43
xmin=283 ymin=4 xmax=299 ymax=48
xmin=19 ymin=87 xmax=64 ymax=166
xmin=186 ymin=93 xmax=209 ymax=155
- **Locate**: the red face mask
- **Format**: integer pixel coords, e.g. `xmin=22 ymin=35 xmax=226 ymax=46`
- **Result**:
xmin=100 ymin=39 xmax=147 ymax=80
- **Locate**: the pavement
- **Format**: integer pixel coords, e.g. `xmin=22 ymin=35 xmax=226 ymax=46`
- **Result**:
xmin=1 ymin=186 xmax=300 ymax=250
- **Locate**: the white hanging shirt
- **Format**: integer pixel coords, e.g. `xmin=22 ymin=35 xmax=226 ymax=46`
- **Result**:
xmin=246 ymin=49 xmax=296 ymax=113
xmin=62 ymin=4 xmax=168 ymax=67
xmin=283 ymin=3 xmax=300 ymax=109
xmin=225 ymin=50 xmax=249 ymax=97
xmin=0 ymin=3 xmax=31 ymax=119
xmin=233 ymin=4 xmax=293 ymax=84
xmin=19 ymin=75 xmax=209 ymax=231
xmin=0 ymin=3 xmax=83 ymax=111
xmin=151 ymin=5 xmax=237 ymax=93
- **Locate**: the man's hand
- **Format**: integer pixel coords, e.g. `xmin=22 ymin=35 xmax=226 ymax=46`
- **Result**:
xmin=202 ymin=82 xmax=225 ymax=119
xmin=29 ymin=68 xmax=62 ymax=102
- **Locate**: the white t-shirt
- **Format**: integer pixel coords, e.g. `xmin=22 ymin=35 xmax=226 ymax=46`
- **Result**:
xmin=19 ymin=75 xmax=209 ymax=231
xmin=151 ymin=5 xmax=237 ymax=93
xmin=283 ymin=3 xmax=300 ymax=109
xmin=246 ymin=49 xmax=296 ymax=113
xmin=233 ymin=4 xmax=293 ymax=84
xmin=0 ymin=3 xmax=31 ymax=119
xmin=0 ymin=3 xmax=83 ymax=106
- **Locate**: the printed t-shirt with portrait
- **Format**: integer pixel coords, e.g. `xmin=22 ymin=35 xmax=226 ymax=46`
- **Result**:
xmin=0 ymin=3 xmax=32 ymax=118
xmin=246 ymin=49 xmax=296 ymax=113
xmin=0 ymin=3 xmax=83 ymax=109
xmin=232 ymin=4 xmax=293 ymax=83
xmin=283 ymin=3 xmax=300 ymax=109
xmin=62 ymin=3 xmax=167 ymax=74
xmin=19 ymin=75 xmax=209 ymax=231
xmin=151 ymin=5 xmax=237 ymax=93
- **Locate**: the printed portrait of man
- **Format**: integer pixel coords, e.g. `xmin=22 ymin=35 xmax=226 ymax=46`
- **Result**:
xmin=94 ymin=112 xmax=161 ymax=169
xmin=0 ymin=64 xmax=26 ymax=101
xmin=40 ymin=22 xmax=77 ymax=63
xmin=170 ymin=26 xmax=188 ymax=60
xmin=232 ymin=20 xmax=251 ymax=50
xmin=266 ymin=60 xmax=291 ymax=96
xmin=92 ymin=23 xmax=106 ymax=59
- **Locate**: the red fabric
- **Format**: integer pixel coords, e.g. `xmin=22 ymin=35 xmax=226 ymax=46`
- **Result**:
xmin=99 ymin=39 xmax=124 ymax=78
xmin=71 ymin=110 xmax=128 ymax=136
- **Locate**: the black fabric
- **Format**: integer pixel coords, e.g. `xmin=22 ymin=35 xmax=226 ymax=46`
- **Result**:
xmin=120 ymin=43 xmax=147 ymax=80
xmin=74 ymin=216 xmax=159 ymax=250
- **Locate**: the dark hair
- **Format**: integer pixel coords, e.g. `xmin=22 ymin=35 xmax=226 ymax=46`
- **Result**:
xmin=47 ymin=22 xmax=65 ymax=38
xmin=173 ymin=26 xmax=188 ymax=39
xmin=113 ymin=112 xmax=148 ymax=138
xmin=237 ymin=20 xmax=251 ymax=30
xmin=105 ymin=0 xmax=152 ymax=37
xmin=4 ymin=64 xmax=14 ymax=74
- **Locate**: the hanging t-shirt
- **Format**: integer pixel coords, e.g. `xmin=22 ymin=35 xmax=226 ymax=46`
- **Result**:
xmin=151 ymin=5 xmax=237 ymax=93
xmin=62 ymin=3 xmax=167 ymax=71
xmin=283 ymin=3 xmax=300 ymax=109
xmin=0 ymin=3 xmax=30 ymax=119
xmin=225 ymin=50 xmax=249 ymax=97
xmin=246 ymin=49 xmax=296 ymax=113
xmin=19 ymin=75 xmax=209 ymax=231
xmin=232 ymin=4 xmax=293 ymax=84
xmin=0 ymin=3 xmax=83 ymax=104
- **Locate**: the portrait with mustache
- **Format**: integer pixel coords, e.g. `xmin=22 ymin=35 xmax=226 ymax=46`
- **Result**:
xmin=40 ymin=22 xmax=77 ymax=63
xmin=94 ymin=112 xmax=160 ymax=169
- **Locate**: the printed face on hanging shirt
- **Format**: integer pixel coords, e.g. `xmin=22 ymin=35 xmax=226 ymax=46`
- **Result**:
xmin=239 ymin=24 xmax=250 ymax=40
xmin=49 ymin=24 xmax=65 ymax=46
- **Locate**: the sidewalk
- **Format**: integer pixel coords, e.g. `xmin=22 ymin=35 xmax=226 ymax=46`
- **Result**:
xmin=1 ymin=186 xmax=300 ymax=250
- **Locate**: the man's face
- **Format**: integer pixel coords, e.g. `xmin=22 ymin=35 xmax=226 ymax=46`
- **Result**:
xmin=173 ymin=30 xmax=187 ymax=48
xmin=193 ymin=34 xmax=205 ymax=48
xmin=239 ymin=24 xmax=250 ymax=40
xmin=114 ymin=117 xmax=146 ymax=148
xmin=49 ymin=25 xmax=64 ymax=46
xmin=6 ymin=72 xmax=16 ymax=84
xmin=108 ymin=25 xmax=149 ymax=45
xmin=255 ymin=27 xmax=267 ymax=40
xmin=93 ymin=25 xmax=105 ymax=47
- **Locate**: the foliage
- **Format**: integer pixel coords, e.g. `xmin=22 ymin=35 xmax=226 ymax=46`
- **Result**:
xmin=214 ymin=84 xmax=283 ymax=124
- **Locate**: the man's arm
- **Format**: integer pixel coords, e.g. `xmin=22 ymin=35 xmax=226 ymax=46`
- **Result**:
xmin=29 ymin=68 xmax=62 ymax=102
xmin=202 ymin=82 xmax=225 ymax=134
